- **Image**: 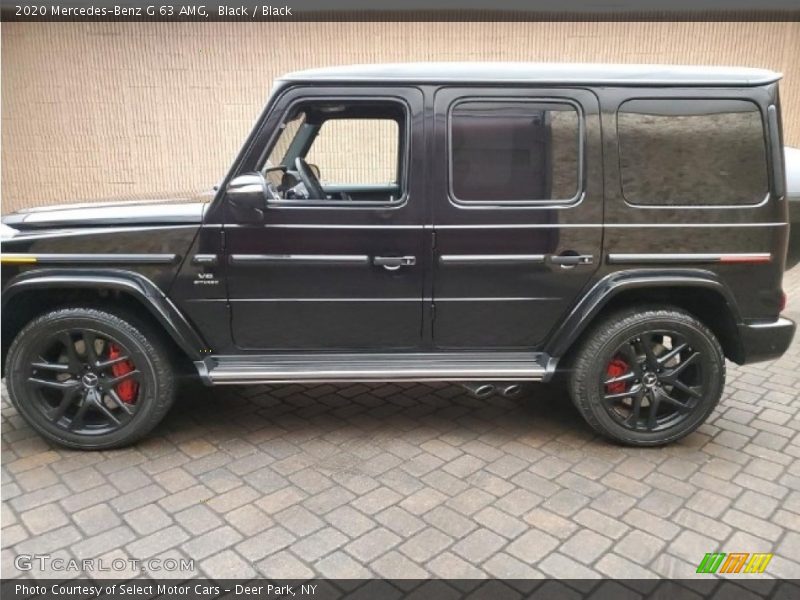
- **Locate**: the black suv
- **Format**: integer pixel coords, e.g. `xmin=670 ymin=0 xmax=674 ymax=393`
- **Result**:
xmin=2 ymin=63 xmax=795 ymax=449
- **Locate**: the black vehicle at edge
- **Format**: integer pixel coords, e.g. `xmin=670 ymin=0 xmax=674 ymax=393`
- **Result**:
xmin=1 ymin=63 xmax=795 ymax=449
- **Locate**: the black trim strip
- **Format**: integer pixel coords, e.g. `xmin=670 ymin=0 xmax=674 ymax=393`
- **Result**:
xmin=1 ymin=253 xmax=179 ymax=265
xmin=607 ymin=252 xmax=771 ymax=264
xmin=439 ymin=254 xmax=546 ymax=266
xmin=229 ymin=254 xmax=370 ymax=266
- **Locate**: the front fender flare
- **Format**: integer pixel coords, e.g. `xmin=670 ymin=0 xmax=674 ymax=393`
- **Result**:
xmin=2 ymin=268 xmax=208 ymax=361
xmin=544 ymin=268 xmax=743 ymax=359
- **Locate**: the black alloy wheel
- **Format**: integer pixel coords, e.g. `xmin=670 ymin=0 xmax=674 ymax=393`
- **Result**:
xmin=6 ymin=307 xmax=176 ymax=449
xmin=25 ymin=329 xmax=141 ymax=436
xmin=601 ymin=330 xmax=706 ymax=433
xmin=568 ymin=307 xmax=725 ymax=446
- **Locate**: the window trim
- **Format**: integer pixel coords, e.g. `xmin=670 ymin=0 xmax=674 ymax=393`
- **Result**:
xmin=446 ymin=97 xmax=586 ymax=208
xmin=255 ymin=95 xmax=412 ymax=210
xmin=616 ymin=97 xmax=771 ymax=210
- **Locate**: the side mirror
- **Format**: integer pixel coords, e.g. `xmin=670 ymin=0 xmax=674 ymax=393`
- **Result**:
xmin=226 ymin=173 xmax=268 ymax=220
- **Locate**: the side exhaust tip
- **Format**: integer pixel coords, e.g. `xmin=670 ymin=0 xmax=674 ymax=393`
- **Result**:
xmin=499 ymin=383 xmax=523 ymax=399
xmin=461 ymin=382 xmax=496 ymax=399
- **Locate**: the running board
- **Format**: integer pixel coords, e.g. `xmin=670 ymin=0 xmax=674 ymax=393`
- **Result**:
xmin=197 ymin=352 xmax=554 ymax=385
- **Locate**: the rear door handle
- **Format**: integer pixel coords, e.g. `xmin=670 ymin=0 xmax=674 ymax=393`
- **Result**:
xmin=373 ymin=255 xmax=416 ymax=270
xmin=549 ymin=254 xmax=594 ymax=266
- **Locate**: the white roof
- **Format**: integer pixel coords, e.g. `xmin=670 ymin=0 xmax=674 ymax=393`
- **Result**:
xmin=281 ymin=62 xmax=781 ymax=87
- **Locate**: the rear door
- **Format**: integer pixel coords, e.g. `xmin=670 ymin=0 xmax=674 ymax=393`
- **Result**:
xmin=431 ymin=87 xmax=603 ymax=349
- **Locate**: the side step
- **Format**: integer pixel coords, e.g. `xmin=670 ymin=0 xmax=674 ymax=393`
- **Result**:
xmin=198 ymin=352 xmax=554 ymax=385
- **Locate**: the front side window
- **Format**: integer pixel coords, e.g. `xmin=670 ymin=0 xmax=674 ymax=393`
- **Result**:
xmin=305 ymin=119 xmax=399 ymax=186
xmin=260 ymin=99 xmax=405 ymax=204
xmin=449 ymin=100 xmax=581 ymax=203
xmin=618 ymin=99 xmax=768 ymax=206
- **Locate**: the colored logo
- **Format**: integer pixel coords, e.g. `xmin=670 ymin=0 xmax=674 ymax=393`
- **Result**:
xmin=696 ymin=552 xmax=773 ymax=574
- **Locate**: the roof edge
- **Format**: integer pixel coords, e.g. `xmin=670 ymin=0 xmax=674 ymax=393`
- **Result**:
xmin=279 ymin=62 xmax=782 ymax=87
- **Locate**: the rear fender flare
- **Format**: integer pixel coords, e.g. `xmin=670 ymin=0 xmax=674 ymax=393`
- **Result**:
xmin=544 ymin=268 xmax=742 ymax=359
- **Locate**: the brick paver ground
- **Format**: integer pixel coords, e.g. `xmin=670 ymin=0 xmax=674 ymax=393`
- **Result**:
xmin=2 ymin=266 xmax=800 ymax=580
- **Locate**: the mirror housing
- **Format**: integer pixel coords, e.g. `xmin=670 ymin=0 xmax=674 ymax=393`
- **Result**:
xmin=226 ymin=173 xmax=268 ymax=220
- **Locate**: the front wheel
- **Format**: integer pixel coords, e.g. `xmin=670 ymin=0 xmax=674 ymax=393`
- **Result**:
xmin=568 ymin=307 xmax=725 ymax=446
xmin=5 ymin=307 xmax=176 ymax=449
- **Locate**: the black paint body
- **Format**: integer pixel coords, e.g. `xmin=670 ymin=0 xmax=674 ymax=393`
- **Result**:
xmin=2 ymin=74 xmax=795 ymax=376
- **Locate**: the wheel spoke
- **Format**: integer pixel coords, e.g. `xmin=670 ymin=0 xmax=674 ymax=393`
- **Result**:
xmin=639 ymin=336 xmax=660 ymax=371
xmin=105 ymin=389 xmax=135 ymax=416
xmin=657 ymin=342 xmax=688 ymax=367
xmin=604 ymin=371 xmax=637 ymax=386
xmin=50 ymin=387 xmax=81 ymax=423
xmin=106 ymin=370 xmax=141 ymax=387
xmin=665 ymin=351 xmax=701 ymax=378
xmin=619 ymin=343 xmax=644 ymax=377
xmin=31 ymin=361 xmax=72 ymax=373
xmin=59 ymin=333 xmax=82 ymax=372
xmin=69 ymin=400 xmax=91 ymax=431
xmin=646 ymin=390 xmax=660 ymax=430
xmin=93 ymin=400 xmax=121 ymax=425
xmin=627 ymin=388 xmax=644 ymax=430
xmin=656 ymin=388 xmax=693 ymax=412
xmin=82 ymin=332 xmax=100 ymax=366
xmin=604 ymin=383 xmax=643 ymax=401
xmin=28 ymin=377 xmax=80 ymax=391
xmin=96 ymin=354 xmax=132 ymax=371
xmin=665 ymin=377 xmax=703 ymax=399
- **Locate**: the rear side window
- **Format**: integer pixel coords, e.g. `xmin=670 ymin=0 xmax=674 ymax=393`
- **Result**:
xmin=618 ymin=99 xmax=768 ymax=206
xmin=449 ymin=100 xmax=581 ymax=203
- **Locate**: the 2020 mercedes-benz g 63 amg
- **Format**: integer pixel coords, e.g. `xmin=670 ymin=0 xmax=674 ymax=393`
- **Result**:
xmin=2 ymin=63 xmax=795 ymax=449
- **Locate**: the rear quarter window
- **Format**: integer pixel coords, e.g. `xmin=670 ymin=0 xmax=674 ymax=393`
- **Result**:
xmin=617 ymin=98 xmax=768 ymax=207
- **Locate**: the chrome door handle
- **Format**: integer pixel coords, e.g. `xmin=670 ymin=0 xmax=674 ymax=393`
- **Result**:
xmin=549 ymin=254 xmax=594 ymax=266
xmin=373 ymin=255 xmax=416 ymax=270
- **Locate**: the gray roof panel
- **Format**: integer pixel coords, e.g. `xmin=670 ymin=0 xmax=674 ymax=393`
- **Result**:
xmin=280 ymin=62 xmax=781 ymax=87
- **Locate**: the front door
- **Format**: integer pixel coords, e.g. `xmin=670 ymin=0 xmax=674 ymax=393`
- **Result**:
xmin=224 ymin=87 xmax=425 ymax=351
xmin=431 ymin=87 xmax=603 ymax=348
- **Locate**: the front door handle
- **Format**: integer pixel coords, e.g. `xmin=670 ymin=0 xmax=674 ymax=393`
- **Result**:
xmin=373 ymin=255 xmax=417 ymax=270
xmin=549 ymin=254 xmax=594 ymax=267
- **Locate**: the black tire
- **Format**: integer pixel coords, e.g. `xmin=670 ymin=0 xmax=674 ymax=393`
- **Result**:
xmin=568 ymin=307 xmax=725 ymax=446
xmin=5 ymin=307 xmax=176 ymax=449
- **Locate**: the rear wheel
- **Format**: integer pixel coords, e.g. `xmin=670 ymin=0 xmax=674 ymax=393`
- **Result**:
xmin=5 ymin=307 xmax=175 ymax=449
xmin=568 ymin=307 xmax=725 ymax=446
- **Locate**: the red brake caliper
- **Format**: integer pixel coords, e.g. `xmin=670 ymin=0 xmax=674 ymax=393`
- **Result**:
xmin=606 ymin=357 xmax=629 ymax=394
xmin=108 ymin=343 xmax=138 ymax=403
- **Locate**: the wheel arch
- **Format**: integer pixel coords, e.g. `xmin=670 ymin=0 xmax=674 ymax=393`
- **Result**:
xmin=546 ymin=269 xmax=745 ymax=365
xmin=2 ymin=269 xmax=208 ymax=368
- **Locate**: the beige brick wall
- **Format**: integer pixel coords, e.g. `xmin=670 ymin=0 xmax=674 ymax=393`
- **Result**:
xmin=2 ymin=21 xmax=799 ymax=212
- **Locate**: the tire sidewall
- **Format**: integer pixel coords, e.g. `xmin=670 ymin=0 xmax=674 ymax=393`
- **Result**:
xmin=6 ymin=311 xmax=162 ymax=449
xmin=579 ymin=313 xmax=724 ymax=446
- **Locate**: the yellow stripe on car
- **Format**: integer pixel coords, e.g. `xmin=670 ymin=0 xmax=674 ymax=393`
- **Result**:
xmin=0 ymin=255 xmax=38 ymax=264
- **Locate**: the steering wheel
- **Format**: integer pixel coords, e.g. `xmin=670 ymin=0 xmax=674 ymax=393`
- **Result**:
xmin=294 ymin=157 xmax=326 ymax=200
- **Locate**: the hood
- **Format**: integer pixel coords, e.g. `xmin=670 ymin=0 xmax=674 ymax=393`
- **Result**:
xmin=2 ymin=191 xmax=214 ymax=232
